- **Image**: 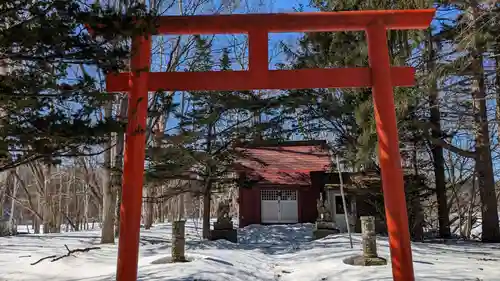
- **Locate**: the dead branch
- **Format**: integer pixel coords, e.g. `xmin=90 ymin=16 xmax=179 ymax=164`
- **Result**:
xmin=30 ymin=244 xmax=101 ymax=265
xmin=30 ymin=255 xmax=57 ymax=265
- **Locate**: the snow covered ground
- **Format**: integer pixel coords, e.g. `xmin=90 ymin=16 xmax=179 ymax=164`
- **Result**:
xmin=1 ymin=221 xmax=499 ymax=281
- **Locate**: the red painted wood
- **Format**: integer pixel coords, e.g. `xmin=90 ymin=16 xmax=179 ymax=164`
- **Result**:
xmin=234 ymin=143 xmax=331 ymax=186
xmin=106 ymin=67 xmax=415 ymax=92
xmin=238 ymin=187 xmax=247 ymax=227
xmin=367 ymin=23 xmax=415 ymax=281
xmin=248 ymin=29 xmax=268 ymax=73
xmin=109 ymin=9 xmax=434 ymax=281
xmin=254 ymin=188 xmax=261 ymax=225
xmin=115 ymin=35 xmax=151 ymax=281
xmin=299 ymin=186 xmax=321 ymax=224
xmin=155 ymin=10 xmax=435 ymax=34
xmin=297 ymin=190 xmax=302 ymax=223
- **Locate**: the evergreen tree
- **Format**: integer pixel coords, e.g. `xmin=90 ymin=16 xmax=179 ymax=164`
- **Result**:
xmin=434 ymin=1 xmax=500 ymax=242
xmin=0 ymin=0 xmax=152 ymax=170
xmin=279 ymin=0 xmax=433 ymax=239
xmin=423 ymin=24 xmax=452 ymax=238
xmin=284 ymin=0 xmax=500 ymax=241
xmin=147 ymin=37 xmax=263 ymax=238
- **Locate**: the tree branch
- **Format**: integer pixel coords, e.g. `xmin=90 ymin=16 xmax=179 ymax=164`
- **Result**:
xmin=414 ymin=121 xmax=476 ymax=158
xmin=30 ymin=244 xmax=101 ymax=265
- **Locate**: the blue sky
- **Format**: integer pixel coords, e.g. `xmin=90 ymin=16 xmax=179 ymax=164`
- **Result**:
xmin=157 ymin=1 xmax=486 ymax=181
xmin=83 ymin=0 xmax=480 ymax=179
xmin=162 ymin=1 xmax=457 ymax=132
xmin=162 ymin=0 xmax=311 ymax=130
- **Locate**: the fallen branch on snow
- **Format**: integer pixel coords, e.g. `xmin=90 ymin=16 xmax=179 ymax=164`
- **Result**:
xmin=30 ymin=244 xmax=101 ymax=265
xmin=30 ymin=255 xmax=57 ymax=265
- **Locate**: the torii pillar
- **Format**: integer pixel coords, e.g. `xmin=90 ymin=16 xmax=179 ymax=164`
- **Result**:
xmin=105 ymin=9 xmax=435 ymax=281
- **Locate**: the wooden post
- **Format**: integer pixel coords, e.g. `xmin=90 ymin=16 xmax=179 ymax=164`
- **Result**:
xmin=104 ymin=10 xmax=435 ymax=281
xmin=115 ymin=34 xmax=152 ymax=281
xmin=172 ymin=220 xmax=186 ymax=262
xmin=366 ymin=22 xmax=414 ymax=281
xmin=336 ymin=155 xmax=353 ymax=248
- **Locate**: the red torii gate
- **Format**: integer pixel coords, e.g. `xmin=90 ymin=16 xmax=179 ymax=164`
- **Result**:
xmin=106 ymin=9 xmax=435 ymax=281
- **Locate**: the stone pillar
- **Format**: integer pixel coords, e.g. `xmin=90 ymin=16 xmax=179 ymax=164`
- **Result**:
xmin=361 ymin=216 xmax=377 ymax=258
xmin=343 ymin=216 xmax=387 ymax=266
xmin=171 ymin=220 xmax=186 ymax=262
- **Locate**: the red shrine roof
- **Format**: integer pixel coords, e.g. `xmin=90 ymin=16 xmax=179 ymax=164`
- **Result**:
xmin=235 ymin=140 xmax=332 ymax=186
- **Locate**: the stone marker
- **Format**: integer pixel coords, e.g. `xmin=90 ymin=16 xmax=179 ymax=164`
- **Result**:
xmin=210 ymin=200 xmax=237 ymax=243
xmin=361 ymin=216 xmax=378 ymax=258
xmin=171 ymin=220 xmax=187 ymax=262
xmin=343 ymin=216 xmax=387 ymax=266
xmin=313 ymin=195 xmax=340 ymax=240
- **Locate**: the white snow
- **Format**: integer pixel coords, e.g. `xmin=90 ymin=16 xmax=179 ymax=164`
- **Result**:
xmin=1 ymin=221 xmax=499 ymax=281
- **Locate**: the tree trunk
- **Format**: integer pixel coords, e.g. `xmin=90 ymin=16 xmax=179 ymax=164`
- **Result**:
xmin=202 ymin=105 xmax=215 ymax=239
xmin=410 ymin=143 xmax=424 ymax=241
xmin=65 ymin=171 xmax=73 ymax=231
xmin=144 ymin=186 xmax=154 ymax=229
xmin=8 ymin=169 xmax=19 ymax=235
xmin=471 ymin=3 xmax=500 ymax=242
xmin=496 ymin=36 xmax=500 ymax=144
xmin=158 ymin=186 xmax=165 ymax=223
xmin=57 ymin=166 xmax=63 ymax=233
xmin=42 ymin=165 xmax=52 ymax=233
xmin=114 ymin=95 xmax=127 ymax=237
xmin=101 ymin=102 xmax=116 ymax=243
xmin=34 ymin=192 xmax=41 ymax=234
xmin=427 ymin=31 xmax=451 ymax=238
xmin=73 ymin=175 xmax=80 ymax=231
xmin=101 ymin=178 xmax=116 ymax=243
xmin=202 ymin=184 xmax=211 ymax=239
xmin=178 ymin=193 xmax=185 ymax=221
xmin=83 ymin=185 xmax=89 ymax=230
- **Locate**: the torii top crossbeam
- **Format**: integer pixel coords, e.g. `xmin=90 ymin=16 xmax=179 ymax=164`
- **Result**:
xmin=107 ymin=9 xmax=435 ymax=281
xmin=106 ymin=10 xmax=434 ymax=92
xmin=155 ymin=10 xmax=434 ymax=33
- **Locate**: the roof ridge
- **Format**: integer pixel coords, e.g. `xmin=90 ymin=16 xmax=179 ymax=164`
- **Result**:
xmin=236 ymin=139 xmax=328 ymax=148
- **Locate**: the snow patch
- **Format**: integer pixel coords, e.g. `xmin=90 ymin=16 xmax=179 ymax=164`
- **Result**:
xmin=1 ymin=221 xmax=499 ymax=280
